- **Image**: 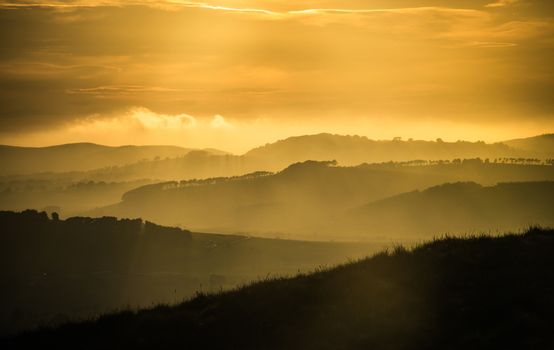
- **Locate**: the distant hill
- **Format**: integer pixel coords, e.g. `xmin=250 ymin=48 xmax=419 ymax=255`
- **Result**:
xmin=344 ymin=181 xmax=554 ymax=239
xmin=0 ymin=210 xmax=376 ymax=336
xmin=7 ymin=228 xmax=554 ymax=349
xmin=0 ymin=143 xmax=207 ymax=175
xmin=0 ymin=178 xmax=155 ymax=217
xmin=499 ymin=134 xmax=554 ymax=156
xmin=2 ymin=134 xmax=552 ymax=180
xmin=82 ymin=150 xmax=246 ymax=182
xmin=91 ymin=160 xmax=554 ymax=240
xmin=77 ymin=133 xmax=553 ymax=182
xmin=244 ymin=133 xmax=530 ymax=170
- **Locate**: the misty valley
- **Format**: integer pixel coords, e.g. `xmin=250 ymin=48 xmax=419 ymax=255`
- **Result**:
xmin=1 ymin=133 xmax=554 ymax=348
xmin=2 ymin=1 xmax=554 ymax=345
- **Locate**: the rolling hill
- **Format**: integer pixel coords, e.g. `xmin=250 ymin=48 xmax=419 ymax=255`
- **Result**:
xmin=500 ymin=134 xmax=554 ymax=156
xmin=2 ymin=133 xmax=551 ymax=181
xmin=343 ymin=181 xmax=554 ymax=239
xmin=6 ymin=227 xmax=554 ymax=349
xmin=2 ymin=134 xmax=553 ymax=224
xmin=91 ymin=160 xmax=554 ymax=240
xmin=244 ymin=133 xmax=528 ymax=170
xmin=74 ymin=133 xmax=551 ymax=182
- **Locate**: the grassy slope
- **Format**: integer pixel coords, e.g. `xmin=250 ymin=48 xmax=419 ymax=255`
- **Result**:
xmin=6 ymin=227 xmax=554 ymax=349
xmin=0 ymin=211 xmax=377 ymax=336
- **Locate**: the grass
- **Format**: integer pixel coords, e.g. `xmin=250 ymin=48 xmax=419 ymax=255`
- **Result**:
xmin=4 ymin=227 xmax=554 ymax=349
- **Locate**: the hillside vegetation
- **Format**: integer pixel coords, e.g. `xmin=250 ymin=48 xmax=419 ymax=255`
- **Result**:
xmin=0 ymin=211 xmax=377 ymax=336
xmin=6 ymin=228 xmax=554 ymax=349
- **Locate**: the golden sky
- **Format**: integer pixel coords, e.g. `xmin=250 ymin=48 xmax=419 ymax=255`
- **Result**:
xmin=0 ymin=0 xmax=553 ymax=152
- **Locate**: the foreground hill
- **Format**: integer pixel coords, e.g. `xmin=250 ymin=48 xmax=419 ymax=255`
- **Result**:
xmin=0 ymin=211 xmax=376 ymax=336
xmin=0 ymin=143 xmax=195 ymax=176
xmin=93 ymin=161 xmax=554 ymax=240
xmin=7 ymin=228 xmax=554 ymax=349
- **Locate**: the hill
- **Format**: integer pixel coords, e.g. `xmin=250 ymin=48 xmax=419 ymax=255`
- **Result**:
xmin=3 ymin=133 xmax=551 ymax=181
xmin=6 ymin=227 xmax=554 ymax=349
xmin=0 ymin=210 xmax=377 ymax=336
xmin=500 ymin=134 xmax=554 ymax=156
xmin=92 ymin=160 xmax=554 ymax=240
xmin=343 ymin=181 xmax=554 ymax=239
xmin=0 ymin=178 xmax=154 ymax=216
xmin=73 ymin=133 xmax=552 ymax=182
xmin=82 ymin=149 xmax=246 ymax=182
xmin=0 ymin=143 xmax=197 ymax=175
xmin=244 ymin=133 xmax=532 ymax=170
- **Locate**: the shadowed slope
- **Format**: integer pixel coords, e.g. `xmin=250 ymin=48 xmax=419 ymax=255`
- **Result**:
xmin=6 ymin=228 xmax=554 ymax=349
xmin=0 ymin=210 xmax=376 ymax=336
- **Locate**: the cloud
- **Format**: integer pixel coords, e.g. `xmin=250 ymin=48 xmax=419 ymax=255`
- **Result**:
xmin=0 ymin=0 xmax=281 ymax=16
xmin=130 ymin=107 xmax=197 ymax=129
xmin=0 ymin=62 xmax=120 ymax=78
xmin=67 ymin=85 xmax=183 ymax=96
xmin=486 ymin=0 xmax=519 ymax=8
xmin=0 ymin=1 xmax=506 ymax=23
xmin=3 ymin=107 xmax=552 ymax=154
xmin=0 ymin=0 xmax=544 ymax=44
xmin=210 ymin=114 xmax=232 ymax=128
xmin=67 ymin=108 xmax=236 ymax=135
xmin=459 ymin=41 xmax=517 ymax=48
xmin=60 ymin=108 xmax=198 ymax=140
xmin=1 ymin=0 xmax=553 ymax=143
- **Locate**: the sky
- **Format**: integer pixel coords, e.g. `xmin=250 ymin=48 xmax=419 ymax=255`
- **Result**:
xmin=0 ymin=0 xmax=553 ymax=153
